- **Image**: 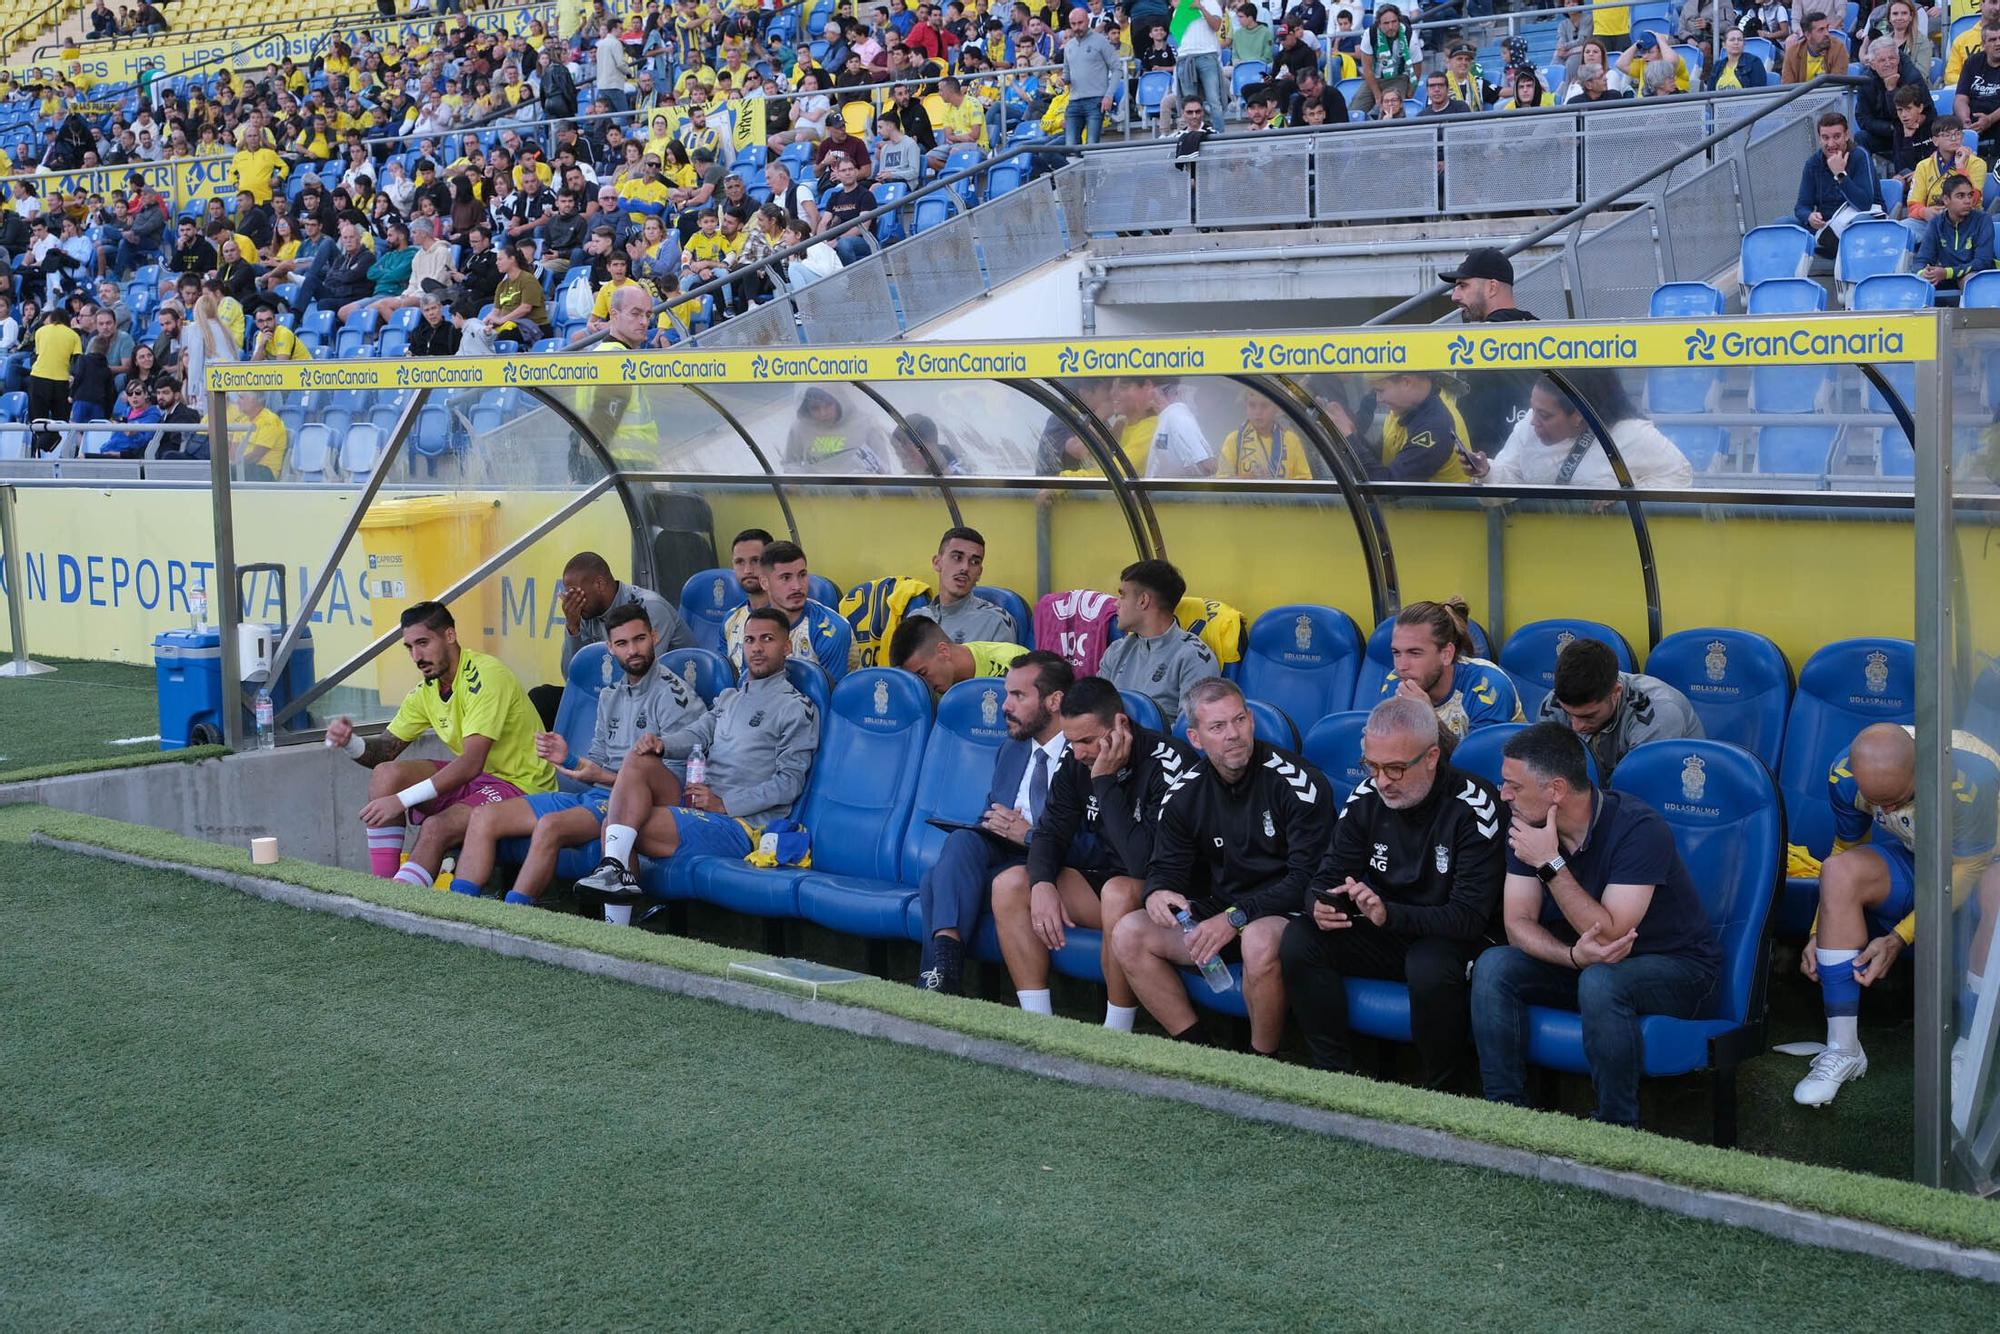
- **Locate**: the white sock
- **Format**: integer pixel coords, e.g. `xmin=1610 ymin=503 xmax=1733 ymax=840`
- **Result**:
xmin=1827 ymin=1015 xmax=1861 ymax=1052
xmin=1104 ymin=1004 xmax=1138 ymax=1032
xmin=602 ymin=824 xmax=637 ymax=870
xmin=393 ymin=862 xmax=432 ymax=888
xmin=603 ymin=903 xmax=634 ymax=926
xmin=1017 ymin=989 xmax=1052 ymax=1015
xmin=366 ymin=828 xmax=406 ymax=849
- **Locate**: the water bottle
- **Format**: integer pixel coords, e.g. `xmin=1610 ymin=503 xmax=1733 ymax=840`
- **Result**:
xmin=433 ymin=855 xmax=457 ymax=893
xmin=190 ymin=581 xmax=208 ymax=629
xmin=685 ymin=744 xmax=708 ymax=789
xmin=1176 ymin=908 xmax=1234 ymax=993
xmin=254 ymin=689 xmax=275 ymax=750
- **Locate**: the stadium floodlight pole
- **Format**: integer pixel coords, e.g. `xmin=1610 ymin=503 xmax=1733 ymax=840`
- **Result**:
xmin=1366 ymin=73 xmax=1869 ymax=326
xmin=0 ymin=484 xmax=54 ymax=678
xmin=262 ymin=387 xmax=430 ymax=695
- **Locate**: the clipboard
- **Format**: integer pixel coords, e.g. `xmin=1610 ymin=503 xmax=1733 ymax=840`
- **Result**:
xmin=926 ymin=817 xmax=1027 ymax=854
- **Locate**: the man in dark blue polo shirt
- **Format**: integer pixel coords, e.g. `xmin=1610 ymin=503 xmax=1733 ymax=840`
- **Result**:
xmin=1470 ymin=722 xmax=1721 ymax=1127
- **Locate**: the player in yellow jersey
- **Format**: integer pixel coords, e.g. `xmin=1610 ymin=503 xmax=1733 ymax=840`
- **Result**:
xmin=324 ymin=601 xmax=555 ymax=889
xmin=889 ymin=615 xmax=1028 ymax=696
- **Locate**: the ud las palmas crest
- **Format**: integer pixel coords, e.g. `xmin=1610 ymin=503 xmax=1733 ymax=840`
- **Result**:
xmin=980 ymin=688 xmax=1000 ymax=728
xmin=874 ymin=678 xmax=891 ymax=715
xmin=1294 ymin=614 xmax=1314 ymax=652
xmin=1705 ymin=640 xmax=1728 ymax=682
xmin=1865 ymin=650 xmax=1890 ymax=695
xmin=1681 ymin=753 xmax=1707 ymax=802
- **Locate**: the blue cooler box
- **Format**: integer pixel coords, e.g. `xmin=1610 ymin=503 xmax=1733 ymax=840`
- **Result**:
xmin=153 ymin=625 xmax=315 ymax=749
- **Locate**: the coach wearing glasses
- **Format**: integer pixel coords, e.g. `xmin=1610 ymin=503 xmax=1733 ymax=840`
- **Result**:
xmin=1280 ymin=695 xmax=1508 ymax=1091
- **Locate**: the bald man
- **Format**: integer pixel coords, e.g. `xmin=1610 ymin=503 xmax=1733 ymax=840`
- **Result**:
xmin=1794 ymin=722 xmax=2000 ymax=1107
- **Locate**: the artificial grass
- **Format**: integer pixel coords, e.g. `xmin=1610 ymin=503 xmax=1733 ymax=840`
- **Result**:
xmin=0 ymin=655 xmax=165 ymax=776
xmin=0 ymin=745 xmax=228 ymax=785
xmin=3 ymin=803 xmax=1997 ymax=1254
xmin=1 ymin=844 xmax=1993 ymax=1329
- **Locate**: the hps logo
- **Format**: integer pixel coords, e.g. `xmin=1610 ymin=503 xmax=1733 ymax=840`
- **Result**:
xmin=1238 ymin=339 xmax=1267 ymax=370
xmin=1446 ymin=335 xmax=1476 ymax=368
xmin=895 ymin=350 xmax=916 ymax=376
xmin=1056 ymin=346 xmax=1080 ymax=374
xmin=1684 ymin=329 xmax=1718 ymax=361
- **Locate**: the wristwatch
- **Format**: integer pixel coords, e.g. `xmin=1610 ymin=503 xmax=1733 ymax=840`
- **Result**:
xmin=1225 ymin=906 xmax=1249 ymax=932
xmin=1535 ymin=854 xmax=1567 ymax=886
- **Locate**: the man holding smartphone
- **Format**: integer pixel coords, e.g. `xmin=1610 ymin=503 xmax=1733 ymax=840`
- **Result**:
xmin=1280 ymin=695 xmax=1507 ymax=1090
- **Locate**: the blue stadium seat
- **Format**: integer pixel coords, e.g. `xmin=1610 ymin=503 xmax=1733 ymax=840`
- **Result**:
xmin=1746 ymin=278 xmax=1828 ymax=314
xmin=494 ymin=644 xmax=618 ymax=880
xmin=1834 ymin=220 xmax=1912 ymax=286
xmin=1498 ymin=619 xmax=1636 ymax=716
xmin=1119 ymin=689 xmax=1165 ymax=732
xmin=1239 ymin=604 xmax=1365 ymax=736
xmin=1658 ymin=426 xmax=1727 ymax=473
xmin=1173 ymin=699 xmax=1300 ymax=750
xmin=1849 ymin=273 xmax=1934 ymax=310
xmin=1136 ymin=69 xmax=1172 ymax=121
xmin=1231 ymin=60 xmax=1269 ymax=102
xmin=782 ymin=669 xmax=934 ymax=938
xmin=1775 ymin=637 xmax=1916 ymax=934
xmin=1751 ymin=333 xmax=1833 ymax=473
xmin=1644 ymin=628 xmax=1793 ymax=770
xmin=1740 ymin=224 xmax=1812 ymax=286
xmin=1648 ymin=281 xmax=1724 ymax=317
xmin=1356 ymin=615 xmax=1495 ymax=711
xmin=783 ymin=657 xmax=832 ymax=719
xmin=1301 ymin=710 xmax=1370 ymax=806
xmin=1964 ymin=657 xmax=2000 ymax=743
xmin=970 ymin=586 xmax=1032 ymax=643
xmin=678 ymin=567 xmax=748 ymax=653
xmin=983 ymin=161 xmax=1026 ymax=200
xmin=808 ymin=573 xmax=841 ymax=607
xmin=1962 ymin=270 xmax=2000 ymax=308
xmin=1448 ymin=722 xmax=1526 ymax=788
xmin=1521 ymin=739 xmax=1781 ymax=1142
xmin=659 ymin=647 xmax=735 ymax=704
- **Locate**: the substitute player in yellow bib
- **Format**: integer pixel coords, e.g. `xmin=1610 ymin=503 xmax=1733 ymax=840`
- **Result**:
xmin=324 ymin=601 xmax=554 ymax=890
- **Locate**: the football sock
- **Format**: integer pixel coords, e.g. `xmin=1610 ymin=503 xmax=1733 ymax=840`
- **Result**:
xmin=1017 ymin=989 xmax=1052 ymax=1015
xmin=504 ymin=890 xmax=535 ymax=905
xmin=392 ymin=862 xmax=432 ymax=889
xmin=1818 ymin=946 xmax=1861 ymax=1051
xmin=448 ymin=878 xmax=481 ymax=897
xmin=366 ymin=828 xmax=405 ymax=878
xmin=602 ymin=824 xmax=638 ymax=870
xmin=604 ymin=903 xmax=634 ymax=926
xmin=1104 ymin=1004 xmax=1138 ymax=1032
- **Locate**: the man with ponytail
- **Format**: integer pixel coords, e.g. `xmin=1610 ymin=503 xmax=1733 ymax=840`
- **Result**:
xmin=1373 ymin=597 xmax=1523 ymax=741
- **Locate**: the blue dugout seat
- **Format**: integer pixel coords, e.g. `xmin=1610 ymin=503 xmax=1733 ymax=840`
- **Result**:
xmin=660 ymin=647 xmax=734 ymax=704
xmin=679 ymin=566 xmax=748 ymax=653
xmin=1173 ymin=699 xmax=1301 ymax=751
xmin=1450 ymin=722 xmax=1599 ymax=789
xmin=1239 ymin=604 xmax=1365 ymax=734
xmin=1119 ymin=689 xmax=1164 ymax=732
xmin=1965 ymin=657 xmax=2000 ymax=743
xmin=696 ymin=668 xmax=931 ymax=924
xmin=1301 ymin=710 xmax=1370 ymax=806
xmin=1644 ymin=628 xmax=1793 ymax=771
xmin=1774 ymin=637 xmax=1916 ymax=934
xmin=495 ymin=645 xmax=614 ymax=879
xmin=783 ymin=657 xmax=832 ymax=718
xmin=978 ymin=585 xmax=1033 ymax=642
xmin=1498 ymin=619 xmax=1636 ymax=716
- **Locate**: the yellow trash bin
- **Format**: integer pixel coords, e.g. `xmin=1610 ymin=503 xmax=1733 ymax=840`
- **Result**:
xmin=358 ymin=496 xmax=501 ymax=699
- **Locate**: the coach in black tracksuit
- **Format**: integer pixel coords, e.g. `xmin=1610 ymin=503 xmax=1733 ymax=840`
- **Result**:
xmin=1113 ymin=679 xmax=1335 ymax=1052
xmin=994 ymin=676 xmax=1197 ymax=1025
xmin=1281 ymin=695 xmax=1507 ymax=1089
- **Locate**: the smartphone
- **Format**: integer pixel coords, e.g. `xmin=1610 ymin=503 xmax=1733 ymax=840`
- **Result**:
xmin=1312 ymin=887 xmax=1359 ymax=917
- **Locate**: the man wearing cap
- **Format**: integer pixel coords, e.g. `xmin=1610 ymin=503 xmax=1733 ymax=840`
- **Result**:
xmin=1287 ymin=67 xmax=1351 ymax=125
xmin=1441 ymin=247 xmax=1539 ymax=456
xmin=1443 ymin=41 xmax=1498 ymax=109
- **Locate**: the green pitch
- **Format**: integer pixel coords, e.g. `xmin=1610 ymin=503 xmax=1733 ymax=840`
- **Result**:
xmin=1 ymin=847 xmax=1991 ymax=1330
xmin=0 ymin=656 xmax=163 ymax=776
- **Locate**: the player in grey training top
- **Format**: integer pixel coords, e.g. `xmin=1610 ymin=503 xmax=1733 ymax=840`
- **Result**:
xmin=1535 ymin=637 xmax=1703 ymax=779
xmin=906 ymin=526 xmax=1019 ymax=644
xmin=559 ymin=550 xmax=694 ymax=670
xmin=455 ymin=602 xmax=708 ymax=904
xmin=1096 ymin=558 xmax=1218 ymax=723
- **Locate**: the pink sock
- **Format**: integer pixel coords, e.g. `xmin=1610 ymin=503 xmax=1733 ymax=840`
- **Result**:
xmin=367 ymin=828 xmax=405 ymax=878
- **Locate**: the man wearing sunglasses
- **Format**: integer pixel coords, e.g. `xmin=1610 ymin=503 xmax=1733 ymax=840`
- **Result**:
xmin=1279 ymin=695 xmax=1508 ymax=1091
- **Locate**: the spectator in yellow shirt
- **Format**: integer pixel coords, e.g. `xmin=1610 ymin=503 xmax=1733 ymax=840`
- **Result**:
xmin=928 ymin=76 xmax=989 ymax=171
xmin=1218 ymin=390 xmax=1312 ymax=479
xmin=230 ymin=128 xmax=287 ymax=206
xmin=232 ymin=391 xmax=289 ymax=480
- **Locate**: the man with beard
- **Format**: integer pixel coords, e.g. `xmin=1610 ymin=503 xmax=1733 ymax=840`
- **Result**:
xmin=452 ymin=603 xmax=708 ymax=905
xmin=917 ymin=651 xmax=1076 ymax=993
xmin=1369 ymin=596 xmax=1522 ymax=741
xmin=324 ymin=601 xmax=555 ymax=886
xmin=1280 ymin=696 xmax=1506 ymax=1089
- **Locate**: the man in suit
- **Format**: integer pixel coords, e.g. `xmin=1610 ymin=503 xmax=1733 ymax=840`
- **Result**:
xmin=918 ymin=650 xmax=1075 ymax=994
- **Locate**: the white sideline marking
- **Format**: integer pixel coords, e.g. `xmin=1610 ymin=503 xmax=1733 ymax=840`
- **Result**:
xmin=107 ymin=735 xmax=161 ymax=746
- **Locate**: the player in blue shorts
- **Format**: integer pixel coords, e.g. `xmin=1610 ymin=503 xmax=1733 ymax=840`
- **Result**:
xmin=1795 ymin=723 xmax=2000 ymax=1106
xmin=576 ymin=607 xmax=821 ymax=917
xmin=452 ymin=603 xmax=705 ymax=905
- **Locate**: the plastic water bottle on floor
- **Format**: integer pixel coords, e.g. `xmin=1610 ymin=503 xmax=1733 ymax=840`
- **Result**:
xmin=190 ymin=581 xmax=208 ymax=629
xmin=1175 ymin=908 xmax=1234 ymax=993
xmin=254 ymin=689 xmax=275 ymax=750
